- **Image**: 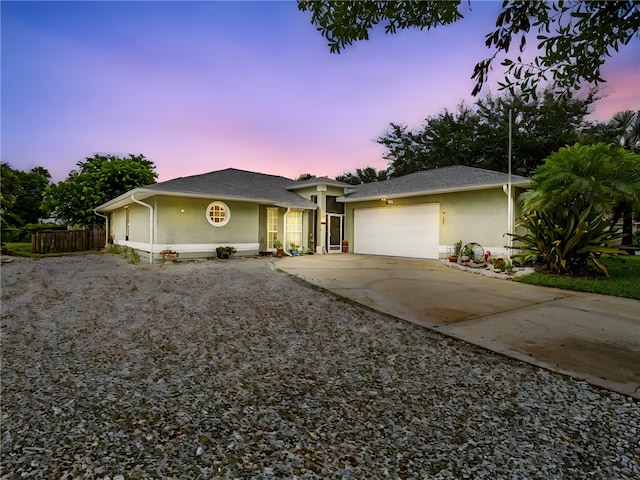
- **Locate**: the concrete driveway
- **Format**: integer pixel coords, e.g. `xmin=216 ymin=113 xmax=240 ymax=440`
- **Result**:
xmin=278 ymin=254 xmax=640 ymax=399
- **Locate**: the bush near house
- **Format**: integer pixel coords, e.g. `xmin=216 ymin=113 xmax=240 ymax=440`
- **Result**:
xmin=511 ymin=143 xmax=640 ymax=278
xmin=507 ymin=200 xmax=629 ymax=277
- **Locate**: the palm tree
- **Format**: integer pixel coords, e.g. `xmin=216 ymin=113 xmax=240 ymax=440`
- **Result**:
xmin=609 ymin=111 xmax=640 ymax=247
xmin=521 ymin=143 xmax=640 ymax=248
xmin=611 ymin=110 xmax=640 ymax=153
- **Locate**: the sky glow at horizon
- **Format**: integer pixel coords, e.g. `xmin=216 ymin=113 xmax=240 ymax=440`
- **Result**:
xmin=2 ymin=1 xmax=639 ymax=184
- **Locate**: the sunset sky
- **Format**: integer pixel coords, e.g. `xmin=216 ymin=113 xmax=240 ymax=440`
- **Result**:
xmin=2 ymin=1 xmax=639 ymax=184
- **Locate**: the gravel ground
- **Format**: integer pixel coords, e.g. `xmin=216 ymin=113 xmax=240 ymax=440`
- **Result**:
xmin=1 ymin=253 xmax=638 ymax=479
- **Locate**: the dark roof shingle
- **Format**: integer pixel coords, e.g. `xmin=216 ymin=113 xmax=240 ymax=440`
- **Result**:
xmin=144 ymin=168 xmax=317 ymax=208
xmin=342 ymin=165 xmax=530 ymax=201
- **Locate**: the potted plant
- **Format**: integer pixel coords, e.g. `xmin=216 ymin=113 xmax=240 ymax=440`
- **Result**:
xmin=160 ymin=248 xmax=179 ymax=262
xmin=216 ymin=246 xmax=236 ymax=259
xmin=448 ymin=240 xmax=463 ymax=262
xmin=461 ymin=243 xmax=474 ymax=263
xmin=289 ymin=241 xmax=299 ymax=256
xmin=492 ymin=257 xmax=507 ymax=271
xmin=273 ymin=239 xmax=284 ymax=256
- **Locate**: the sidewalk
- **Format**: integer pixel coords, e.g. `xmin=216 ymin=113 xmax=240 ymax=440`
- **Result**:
xmin=278 ymin=254 xmax=640 ymax=399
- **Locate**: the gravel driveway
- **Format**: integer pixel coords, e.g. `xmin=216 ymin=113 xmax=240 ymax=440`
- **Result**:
xmin=1 ymin=254 xmax=638 ymax=479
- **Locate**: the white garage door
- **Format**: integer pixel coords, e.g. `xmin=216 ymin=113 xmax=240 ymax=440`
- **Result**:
xmin=354 ymin=204 xmax=440 ymax=258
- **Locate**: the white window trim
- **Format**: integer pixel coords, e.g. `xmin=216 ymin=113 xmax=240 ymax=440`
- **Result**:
xmin=267 ymin=207 xmax=278 ymax=250
xmin=286 ymin=209 xmax=303 ymax=249
xmin=206 ymin=201 xmax=230 ymax=227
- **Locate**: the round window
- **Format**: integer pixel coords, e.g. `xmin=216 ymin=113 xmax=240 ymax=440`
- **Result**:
xmin=206 ymin=201 xmax=230 ymax=227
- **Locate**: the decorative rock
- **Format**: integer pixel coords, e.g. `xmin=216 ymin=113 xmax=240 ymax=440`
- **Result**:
xmin=0 ymin=254 xmax=636 ymax=478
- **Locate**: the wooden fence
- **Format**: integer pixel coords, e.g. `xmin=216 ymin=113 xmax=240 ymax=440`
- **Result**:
xmin=31 ymin=229 xmax=106 ymax=254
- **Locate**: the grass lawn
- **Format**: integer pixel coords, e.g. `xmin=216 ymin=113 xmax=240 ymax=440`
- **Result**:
xmin=2 ymin=242 xmax=36 ymax=257
xmin=514 ymin=254 xmax=640 ymax=300
xmin=1 ymin=242 xmax=102 ymax=259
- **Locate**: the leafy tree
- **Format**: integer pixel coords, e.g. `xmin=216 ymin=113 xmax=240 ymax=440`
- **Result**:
xmin=336 ymin=166 xmax=388 ymax=185
xmin=375 ymin=123 xmax=427 ymax=179
xmin=0 ymin=163 xmax=22 ymax=225
xmin=43 ymin=154 xmax=157 ymax=228
xmin=579 ymin=120 xmax=621 ymax=146
xmin=379 ymin=105 xmax=483 ymax=177
xmin=296 ymin=173 xmax=316 ymax=181
xmin=378 ymin=89 xmax=596 ymax=177
xmin=298 ymin=1 xmax=640 ymax=100
xmin=0 ymin=163 xmax=52 ymax=227
xmin=13 ymin=167 xmax=52 ymax=225
xmin=521 ymin=143 xmax=640 ymax=248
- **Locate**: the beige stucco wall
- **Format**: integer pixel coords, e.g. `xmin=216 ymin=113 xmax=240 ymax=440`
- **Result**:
xmin=108 ymin=185 xmax=525 ymax=260
xmin=153 ymin=197 xmax=258 ymax=245
xmin=109 ymin=203 xmax=149 ymax=244
xmin=110 ymin=197 xmax=314 ymax=259
xmin=344 ymin=187 xmax=525 ymax=256
xmin=111 ymin=208 xmax=127 ymax=243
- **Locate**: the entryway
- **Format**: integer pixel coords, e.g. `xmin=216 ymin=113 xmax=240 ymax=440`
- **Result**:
xmin=327 ymin=214 xmax=343 ymax=253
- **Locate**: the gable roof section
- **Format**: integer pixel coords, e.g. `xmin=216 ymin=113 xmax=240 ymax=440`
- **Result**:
xmin=95 ymin=168 xmax=318 ymax=212
xmin=340 ymin=165 xmax=531 ymax=202
xmin=286 ymin=176 xmax=351 ymax=190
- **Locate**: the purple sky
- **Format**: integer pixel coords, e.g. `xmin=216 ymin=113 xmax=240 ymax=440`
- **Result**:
xmin=2 ymin=1 xmax=639 ymax=184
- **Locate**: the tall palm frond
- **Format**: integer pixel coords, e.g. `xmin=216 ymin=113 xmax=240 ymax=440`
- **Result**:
xmin=611 ymin=110 xmax=640 ymax=153
xmin=521 ymin=143 xmax=640 ymax=213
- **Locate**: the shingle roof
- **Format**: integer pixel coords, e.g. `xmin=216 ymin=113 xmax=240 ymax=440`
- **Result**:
xmin=341 ymin=165 xmax=531 ymax=202
xmin=286 ymin=176 xmax=351 ymax=190
xmin=96 ymin=168 xmax=318 ymax=211
xmin=96 ymin=165 xmax=530 ymax=212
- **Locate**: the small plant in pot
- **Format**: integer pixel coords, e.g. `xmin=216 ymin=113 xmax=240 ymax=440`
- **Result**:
xmin=216 ymin=246 xmax=236 ymax=259
xmin=273 ymin=239 xmax=284 ymax=256
xmin=448 ymin=240 xmax=463 ymax=262
xmin=461 ymin=243 xmax=475 ymax=263
xmin=160 ymin=248 xmax=179 ymax=262
xmin=289 ymin=241 xmax=299 ymax=256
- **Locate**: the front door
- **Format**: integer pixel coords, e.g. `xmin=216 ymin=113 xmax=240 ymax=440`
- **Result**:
xmin=327 ymin=214 xmax=343 ymax=253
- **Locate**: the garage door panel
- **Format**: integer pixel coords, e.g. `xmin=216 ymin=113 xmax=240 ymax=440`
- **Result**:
xmin=354 ymin=204 xmax=439 ymax=259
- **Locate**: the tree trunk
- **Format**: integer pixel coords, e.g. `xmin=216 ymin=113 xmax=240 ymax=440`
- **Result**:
xmin=622 ymin=203 xmax=634 ymax=250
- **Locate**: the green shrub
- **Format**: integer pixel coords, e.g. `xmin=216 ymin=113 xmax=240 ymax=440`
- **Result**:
xmin=109 ymin=245 xmax=140 ymax=264
xmin=507 ymin=201 xmax=628 ymax=277
xmin=16 ymin=223 xmax=66 ymax=242
xmin=452 ymin=240 xmax=463 ymax=257
xmin=127 ymin=248 xmax=141 ymax=264
xmin=106 ymin=244 xmax=122 ymax=255
xmin=1 ymin=226 xmax=21 ymax=244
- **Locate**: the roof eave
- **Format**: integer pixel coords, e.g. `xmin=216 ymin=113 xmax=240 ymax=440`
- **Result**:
xmin=94 ymin=188 xmax=152 ymax=212
xmin=95 ymin=189 xmax=317 ymax=212
xmin=339 ymin=180 xmax=532 ymax=203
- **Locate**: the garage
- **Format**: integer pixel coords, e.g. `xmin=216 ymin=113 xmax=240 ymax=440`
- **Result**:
xmin=353 ymin=203 xmax=440 ymax=258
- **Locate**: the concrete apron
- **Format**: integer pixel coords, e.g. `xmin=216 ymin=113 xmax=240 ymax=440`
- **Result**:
xmin=277 ymin=254 xmax=640 ymax=399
